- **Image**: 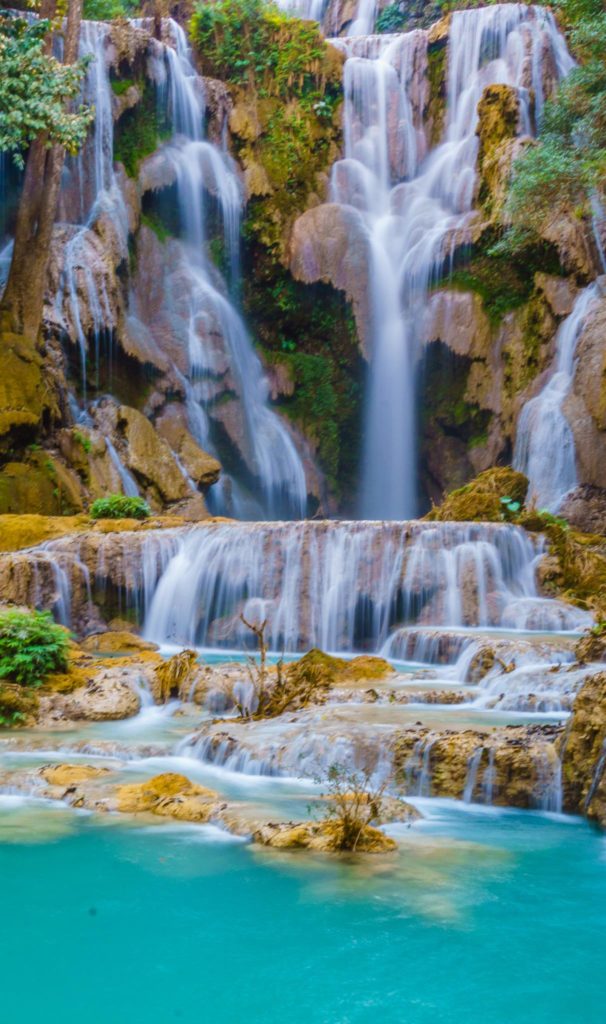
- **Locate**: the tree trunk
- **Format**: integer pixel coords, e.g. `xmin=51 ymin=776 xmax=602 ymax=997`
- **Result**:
xmin=0 ymin=0 xmax=83 ymax=339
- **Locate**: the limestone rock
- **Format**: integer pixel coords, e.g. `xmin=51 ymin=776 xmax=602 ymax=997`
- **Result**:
xmin=60 ymin=668 xmax=143 ymax=720
xmin=561 ymin=486 xmax=606 ymax=536
xmin=0 ymin=334 xmax=50 ymax=448
xmin=559 ymin=671 xmax=606 ymax=827
xmin=117 ymin=405 xmax=190 ymax=503
xmin=80 ymin=631 xmax=159 ymax=655
xmin=422 ymin=290 xmax=492 ymax=359
xmin=476 ymin=84 xmax=521 ymax=217
xmin=289 ymin=203 xmax=371 ymax=355
xmin=39 ymin=764 xmax=112 ymax=787
xmin=115 ymin=772 xmax=222 ymax=823
xmin=252 ymin=819 xmax=398 ymax=853
xmin=155 ymin=404 xmax=221 ymax=488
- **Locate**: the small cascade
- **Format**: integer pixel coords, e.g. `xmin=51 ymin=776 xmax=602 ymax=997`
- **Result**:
xmin=105 ymin=439 xmax=140 ymax=497
xmin=404 ymin=734 xmax=436 ymax=796
xmin=56 ymin=20 xmax=128 ymax=394
xmin=514 ymin=283 xmax=601 ymax=511
xmin=463 ymin=746 xmax=484 ymax=803
xmin=329 ymin=5 xmax=573 ymax=517
xmin=481 ymin=748 xmax=497 ymax=804
xmin=533 ymin=748 xmax=563 ymax=813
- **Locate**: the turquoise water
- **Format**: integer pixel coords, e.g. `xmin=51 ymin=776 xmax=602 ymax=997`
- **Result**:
xmin=0 ymin=799 xmax=604 ymax=1023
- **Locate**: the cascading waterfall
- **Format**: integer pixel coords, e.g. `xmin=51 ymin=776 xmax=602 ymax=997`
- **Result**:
xmin=50 ymin=17 xmax=306 ymax=518
xmin=56 ymin=20 xmax=128 ymax=395
xmin=143 ymin=20 xmax=308 ymax=518
xmin=514 ymin=283 xmax=600 ymax=510
xmin=329 ymin=5 xmax=574 ymax=518
xmin=138 ymin=519 xmax=589 ymax=649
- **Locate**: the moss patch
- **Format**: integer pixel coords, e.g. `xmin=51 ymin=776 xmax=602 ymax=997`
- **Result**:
xmin=114 ymin=78 xmax=170 ymax=178
xmin=426 ymin=467 xmax=529 ymax=522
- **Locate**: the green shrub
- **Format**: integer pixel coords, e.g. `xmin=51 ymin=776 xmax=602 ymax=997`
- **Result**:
xmin=90 ymin=495 xmax=151 ymax=520
xmin=0 ymin=610 xmax=70 ymax=688
xmin=499 ymin=0 xmax=606 ymax=251
xmin=376 ymin=3 xmax=409 ymax=33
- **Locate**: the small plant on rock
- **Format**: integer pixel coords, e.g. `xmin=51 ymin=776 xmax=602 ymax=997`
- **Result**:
xmin=317 ymin=763 xmax=390 ymax=853
xmin=89 ymin=495 xmax=151 ymax=520
xmin=499 ymin=495 xmax=522 ymax=520
xmin=0 ymin=610 xmax=70 ymax=688
xmin=237 ymin=617 xmax=333 ymax=719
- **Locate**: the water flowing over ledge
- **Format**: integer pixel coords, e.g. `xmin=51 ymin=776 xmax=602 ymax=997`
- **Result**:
xmin=3 ymin=519 xmax=590 ymax=649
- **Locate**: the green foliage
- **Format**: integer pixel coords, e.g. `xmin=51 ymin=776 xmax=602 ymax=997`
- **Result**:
xmin=499 ymin=495 xmax=521 ymax=520
xmin=191 ymin=0 xmax=342 ymax=255
xmin=376 ymin=3 xmax=409 ymax=33
xmin=280 ymin=353 xmax=339 ymax=478
xmin=500 ymin=0 xmax=606 ymax=250
xmin=442 ymin=228 xmax=561 ymax=326
xmin=89 ymin=494 xmax=151 ymax=519
xmin=0 ymin=14 xmax=94 ymax=168
xmin=536 ymin=509 xmax=570 ymax=531
xmin=73 ymin=429 xmax=92 ymax=454
xmin=191 ymin=0 xmax=328 ymax=94
xmin=114 ymin=80 xmax=170 ymax=177
xmin=111 ymin=76 xmax=135 ymax=96
xmin=141 ymin=210 xmax=171 ymax=244
xmin=84 ymin=0 xmax=139 ymax=19
xmin=0 ymin=610 xmax=70 ymax=688
xmin=244 ymin=254 xmax=362 ymax=499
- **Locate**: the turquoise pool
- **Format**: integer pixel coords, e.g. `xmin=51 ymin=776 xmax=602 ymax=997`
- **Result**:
xmin=0 ymin=798 xmax=603 ymax=1023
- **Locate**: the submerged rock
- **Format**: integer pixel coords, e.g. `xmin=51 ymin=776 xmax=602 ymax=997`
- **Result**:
xmin=252 ymin=819 xmax=397 ymax=854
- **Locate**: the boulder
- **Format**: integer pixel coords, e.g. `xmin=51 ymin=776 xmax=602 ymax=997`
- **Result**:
xmin=117 ymin=405 xmax=190 ymax=503
xmin=155 ymin=404 xmax=221 ymax=488
xmin=115 ymin=772 xmax=222 ymax=823
xmin=80 ymin=631 xmax=159 ymax=655
xmin=60 ymin=667 xmax=143 ymax=720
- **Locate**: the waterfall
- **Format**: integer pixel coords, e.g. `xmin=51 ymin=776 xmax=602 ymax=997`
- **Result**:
xmin=137 ymin=519 xmax=589 ymax=650
xmin=514 ymin=283 xmax=600 ymax=511
xmin=56 ymin=20 xmax=127 ymax=395
xmin=274 ymin=0 xmax=376 ymax=36
xmin=46 ymin=17 xmax=307 ymax=518
xmin=143 ymin=19 xmax=308 ymax=519
xmin=329 ymin=5 xmax=573 ymax=518
xmin=105 ymin=438 xmax=140 ymax=497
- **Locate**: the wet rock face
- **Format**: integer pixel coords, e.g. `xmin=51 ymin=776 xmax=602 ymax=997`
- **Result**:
xmin=567 ymin=291 xmax=606 ymax=491
xmin=561 ymin=486 xmax=606 ymax=536
xmin=392 ymin=727 xmax=563 ymax=809
xmin=289 ymin=203 xmax=372 ymax=355
xmin=560 ymin=671 xmax=606 ymax=827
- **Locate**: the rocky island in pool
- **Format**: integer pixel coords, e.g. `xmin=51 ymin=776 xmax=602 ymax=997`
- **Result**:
xmin=1 ymin=0 xmax=606 ymax=1020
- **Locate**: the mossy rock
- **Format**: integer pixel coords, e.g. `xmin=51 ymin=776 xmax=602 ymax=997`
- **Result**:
xmin=0 ymin=333 xmax=51 ymax=450
xmin=0 ymin=682 xmax=39 ymax=727
xmin=288 ymin=649 xmax=392 ymax=687
xmin=559 ymin=671 xmax=606 ymax=825
xmin=426 ymin=467 xmax=528 ymax=522
xmin=0 ymin=453 xmax=83 ymax=516
xmin=0 ymin=513 xmax=88 ymax=552
xmin=476 ymin=84 xmax=520 ymax=217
